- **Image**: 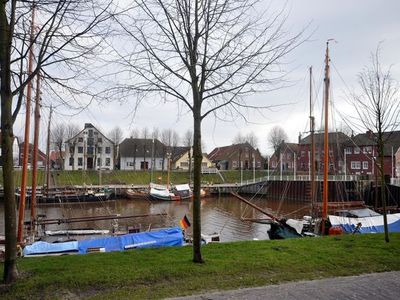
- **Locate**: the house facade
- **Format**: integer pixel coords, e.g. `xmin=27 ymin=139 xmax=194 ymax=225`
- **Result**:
xmin=269 ymin=142 xmax=298 ymax=172
xmin=208 ymin=142 xmax=264 ymax=170
xmin=343 ymin=130 xmax=400 ymax=177
xmin=171 ymin=147 xmax=214 ymax=170
xmin=64 ymin=123 xmax=114 ymax=170
xmin=18 ymin=142 xmax=46 ymax=169
xmin=297 ymin=132 xmax=350 ymax=175
xmin=119 ymin=138 xmax=165 ymax=171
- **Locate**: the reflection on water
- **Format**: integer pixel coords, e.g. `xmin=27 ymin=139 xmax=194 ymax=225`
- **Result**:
xmin=0 ymin=195 xmax=312 ymax=242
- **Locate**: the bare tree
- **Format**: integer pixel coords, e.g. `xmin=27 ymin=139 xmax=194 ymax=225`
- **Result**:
xmin=350 ymin=47 xmax=400 ymax=243
xmin=51 ymin=123 xmax=66 ymax=169
xmin=184 ymin=129 xmax=193 ymax=184
xmin=0 ymin=1 xmax=113 ymax=283
xmin=113 ymin=0 xmax=304 ymax=263
xmin=109 ymin=126 xmax=124 ymax=169
xmin=268 ymin=126 xmax=288 ymax=154
xmin=130 ymin=128 xmax=140 ymax=138
xmin=234 ymin=132 xmax=259 ymax=148
xmin=66 ymin=124 xmax=80 ymax=140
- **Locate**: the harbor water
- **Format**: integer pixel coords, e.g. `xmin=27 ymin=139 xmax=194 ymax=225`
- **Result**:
xmin=0 ymin=195 xmax=311 ymax=242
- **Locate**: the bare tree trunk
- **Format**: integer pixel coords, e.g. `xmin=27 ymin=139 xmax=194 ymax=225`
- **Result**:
xmin=378 ymin=134 xmax=389 ymax=242
xmin=192 ymin=107 xmax=203 ymax=263
xmin=1 ymin=1 xmax=18 ymax=284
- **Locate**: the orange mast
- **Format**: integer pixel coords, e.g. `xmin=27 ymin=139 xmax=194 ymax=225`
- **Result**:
xmin=17 ymin=5 xmax=36 ymax=243
xmin=322 ymin=41 xmax=331 ymax=235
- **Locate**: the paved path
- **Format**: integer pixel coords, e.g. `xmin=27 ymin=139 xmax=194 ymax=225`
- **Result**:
xmin=169 ymin=272 xmax=400 ymax=300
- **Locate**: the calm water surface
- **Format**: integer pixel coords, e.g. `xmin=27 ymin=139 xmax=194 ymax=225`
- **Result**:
xmin=0 ymin=196 xmax=311 ymax=242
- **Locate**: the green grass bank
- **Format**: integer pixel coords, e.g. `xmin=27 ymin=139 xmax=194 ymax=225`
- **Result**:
xmin=1 ymin=234 xmax=400 ymax=299
xmin=0 ymin=170 xmax=267 ymax=187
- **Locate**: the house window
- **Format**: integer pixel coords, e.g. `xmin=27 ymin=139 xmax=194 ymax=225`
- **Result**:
xmin=105 ymin=147 xmax=111 ymax=154
xmin=78 ymin=137 xmax=83 ymax=143
xmin=201 ymin=162 xmax=208 ymax=167
xmin=78 ymin=157 xmax=83 ymax=166
xmin=98 ymin=137 xmax=102 ymax=143
xmin=88 ymin=129 xmax=93 ymax=137
xmin=97 ymin=158 xmax=102 ymax=166
xmin=329 ymin=150 xmax=333 ymax=156
xmin=351 ymin=161 xmax=361 ymax=169
xmin=301 ymin=151 xmax=305 ymax=157
xmin=363 ymin=146 xmax=372 ymax=154
xmin=287 ymin=153 xmax=291 ymax=159
xmin=129 ymin=161 xmax=134 ymax=166
xmin=354 ymin=147 xmax=360 ymax=154
xmin=78 ymin=146 xmax=83 ymax=153
xmin=69 ymin=146 xmax=75 ymax=154
xmin=87 ymin=146 xmax=94 ymax=155
xmin=105 ymin=158 xmax=111 ymax=166
xmin=97 ymin=147 xmax=102 ymax=154
xmin=69 ymin=157 xmax=74 ymax=166
xmin=344 ymin=148 xmax=352 ymax=154
xmin=256 ymin=161 xmax=261 ymax=168
xmin=180 ymin=162 xmax=189 ymax=168
xmin=140 ymin=161 xmax=148 ymax=170
xmin=363 ymin=161 xmax=369 ymax=169
xmin=232 ymin=161 xmax=237 ymax=168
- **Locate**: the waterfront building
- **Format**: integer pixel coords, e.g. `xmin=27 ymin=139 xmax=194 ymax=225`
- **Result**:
xmin=119 ymin=138 xmax=165 ymax=171
xmin=18 ymin=142 xmax=46 ymax=169
xmin=297 ymin=132 xmax=350 ymax=175
xmin=171 ymin=146 xmax=214 ymax=170
xmin=269 ymin=142 xmax=298 ymax=173
xmin=64 ymin=123 xmax=114 ymax=170
xmin=343 ymin=130 xmax=400 ymax=177
xmin=208 ymin=142 xmax=264 ymax=170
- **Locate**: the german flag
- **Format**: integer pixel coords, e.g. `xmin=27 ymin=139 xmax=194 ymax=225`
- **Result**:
xmin=179 ymin=215 xmax=191 ymax=230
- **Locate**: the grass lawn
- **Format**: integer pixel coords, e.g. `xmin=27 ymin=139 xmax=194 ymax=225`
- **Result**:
xmin=0 ymin=170 xmax=268 ymax=187
xmin=1 ymin=233 xmax=400 ymax=299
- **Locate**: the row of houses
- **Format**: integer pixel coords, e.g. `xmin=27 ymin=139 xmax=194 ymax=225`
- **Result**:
xmin=3 ymin=122 xmax=400 ymax=178
xmin=271 ymin=130 xmax=400 ymax=177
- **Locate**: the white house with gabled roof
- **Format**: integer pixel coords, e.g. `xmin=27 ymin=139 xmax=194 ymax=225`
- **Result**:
xmin=64 ymin=123 xmax=114 ymax=170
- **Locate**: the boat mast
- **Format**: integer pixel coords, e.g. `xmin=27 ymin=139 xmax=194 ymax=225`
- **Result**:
xmin=309 ymin=66 xmax=316 ymax=218
xmin=30 ymin=72 xmax=41 ymax=234
xmin=322 ymin=41 xmax=331 ymax=235
xmin=45 ymin=105 xmax=53 ymax=195
xmin=17 ymin=4 xmax=36 ymax=244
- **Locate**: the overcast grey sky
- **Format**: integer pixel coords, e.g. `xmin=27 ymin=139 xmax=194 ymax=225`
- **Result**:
xmin=14 ymin=0 xmax=400 ymax=155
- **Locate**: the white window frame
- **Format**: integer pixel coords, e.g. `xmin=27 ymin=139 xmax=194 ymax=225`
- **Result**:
xmin=351 ymin=161 xmax=361 ymax=170
xmin=362 ymin=161 xmax=369 ymax=170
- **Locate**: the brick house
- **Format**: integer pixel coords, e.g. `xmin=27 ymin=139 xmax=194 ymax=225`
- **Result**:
xmin=269 ymin=142 xmax=298 ymax=172
xmin=297 ymin=132 xmax=350 ymax=175
xmin=208 ymin=142 xmax=264 ymax=170
xmin=18 ymin=142 xmax=47 ymax=169
xmin=343 ymin=130 xmax=400 ymax=177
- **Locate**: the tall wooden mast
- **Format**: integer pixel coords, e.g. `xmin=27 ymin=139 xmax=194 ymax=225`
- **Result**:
xmin=322 ymin=41 xmax=331 ymax=235
xmin=30 ymin=72 xmax=41 ymax=233
xmin=17 ymin=5 xmax=36 ymax=243
xmin=45 ymin=105 xmax=53 ymax=195
xmin=309 ymin=66 xmax=316 ymax=217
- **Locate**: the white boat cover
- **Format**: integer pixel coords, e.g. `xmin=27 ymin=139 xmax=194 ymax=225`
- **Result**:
xmin=329 ymin=213 xmax=400 ymax=233
xmin=150 ymin=187 xmax=174 ymax=197
xmin=175 ymin=184 xmax=190 ymax=191
xmin=286 ymin=219 xmax=304 ymax=235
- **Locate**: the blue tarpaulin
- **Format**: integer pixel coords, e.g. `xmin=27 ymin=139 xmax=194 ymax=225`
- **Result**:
xmin=78 ymin=227 xmax=184 ymax=254
xmin=23 ymin=227 xmax=184 ymax=256
xmin=24 ymin=241 xmax=79 ymax=256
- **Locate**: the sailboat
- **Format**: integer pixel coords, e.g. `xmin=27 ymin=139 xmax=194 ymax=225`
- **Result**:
xmin=149 ymin=153 xmax=193 ymax=201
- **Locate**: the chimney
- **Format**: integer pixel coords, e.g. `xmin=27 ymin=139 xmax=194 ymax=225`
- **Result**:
xmin=84 ymin=123 xmax=94 ymax=129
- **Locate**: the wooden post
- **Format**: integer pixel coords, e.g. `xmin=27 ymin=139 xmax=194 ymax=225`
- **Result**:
xmin=30 ymin=72 xmax=41 ymax=233
xmin=17 ymin=5 xmax=36 ymax=244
